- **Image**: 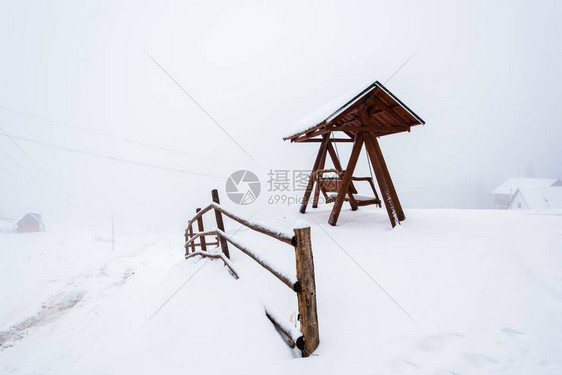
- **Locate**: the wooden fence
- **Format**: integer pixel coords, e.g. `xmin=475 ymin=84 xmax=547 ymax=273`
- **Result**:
xmin=184 ymin=189 xmax=319 ymax=357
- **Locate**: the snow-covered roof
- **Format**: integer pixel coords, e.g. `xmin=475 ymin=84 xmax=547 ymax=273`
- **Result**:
xmin=15 ymin=212 xmax=42 ymax=225
xmin=513 ymin=186 xmax=562 ymax=209
xmin=285 ymin=80 xmax=424 ymax=140
xmin=492 ymin=178 xmax=560 ymax=195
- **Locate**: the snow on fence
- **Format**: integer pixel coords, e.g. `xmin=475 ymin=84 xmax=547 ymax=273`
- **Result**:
xmin=183 ymin=189 xmax=319 ymax=357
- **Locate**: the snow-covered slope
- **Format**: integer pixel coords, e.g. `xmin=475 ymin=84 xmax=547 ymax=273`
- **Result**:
xmin=1 ymin=208 xmax=562 ymax=374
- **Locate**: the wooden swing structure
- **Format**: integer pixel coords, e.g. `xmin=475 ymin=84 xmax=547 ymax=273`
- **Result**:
xmin=284 ymin=81 xmax=425 ymax=227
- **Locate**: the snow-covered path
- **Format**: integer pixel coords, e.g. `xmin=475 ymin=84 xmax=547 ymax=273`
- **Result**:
xmin=1 ymin=209 xmax=562 ymax=374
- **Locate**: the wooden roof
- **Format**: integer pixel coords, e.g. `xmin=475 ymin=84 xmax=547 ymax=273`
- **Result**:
xmin=284 ymin=81 xmax=424 ymax=143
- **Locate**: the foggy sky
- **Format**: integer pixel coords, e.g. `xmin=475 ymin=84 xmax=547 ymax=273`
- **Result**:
xmin=1 ymin=0 xmax=561 ymax=228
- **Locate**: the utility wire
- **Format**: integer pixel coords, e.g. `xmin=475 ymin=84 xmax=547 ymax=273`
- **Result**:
xmin=0 ymin=126 xmax=68 ymax=190
xmin=0 ymin=143 xmax=36 ymax=179
xmin=145 ymin=211 xmax=259 ymax=323
xmin=384 ymin=52 xmax=417 ymax=85
xmin=0 ymin=132 xmax=225 ymax=179
xmin=0 ymin=128 xmax=118 ymax=209
xmin=0 ymin=104 xmax=261 ymax=169
xmin=145 ymin=258 xmax=210 ymax=323
xmin=0 ymin=127 xmax=45 ymax=172
xmin=307 ymin=215 xmax=416 ymax=323
xmin=146 ymin=52 xmax=257 ymax=164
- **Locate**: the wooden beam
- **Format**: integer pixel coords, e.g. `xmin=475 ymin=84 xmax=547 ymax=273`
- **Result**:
xmin=298 ymin=138 xmax=354 ymax=143
xmin=187 ymin=225 xmax=196 ymax=253
xmin=211 ymin=189 xmax=230 ymax=258
xmin=368 ymin=134 xmax=405 ymax=221
xmin=328 ymin=134 xmax=364 ymax=226
xmin=299 ymin=134 xmax=331 ymax=214
xmin=185 ymin=249 xmax=239 ymax=279
xmin=333 ymin=125 xmax=400 ymax=133
xmin=294 ymin=226 xmax=320 ymax=357
xmin=312 ymin=139 xmax=328 ymax=208
xmin=371 ymin=95 xmax=410 ymax=129
xmin=196 ymin=208 xmax=206 ymax=251
xmin=327 ymin=142 xmax=358 ymax=198
xmin=360 ymin=109 xmax=399 ymax=228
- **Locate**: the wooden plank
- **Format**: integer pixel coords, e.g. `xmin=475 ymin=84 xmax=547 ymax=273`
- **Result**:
xmin=327 ymin=142 xmax=358 ymax=200
xmin=363 ymin=134 xmax=399 ymax=227
xmin=293 ymin=226 xmax=319 ymax=357
xmin=185 ymin=249 xmax=239 ymax=279
xmin=331 ymin=125 xmax=400 ymax=133
xmin=214 ymin=203 xmax=294 ymax=245
xmin=265 ymin=309 xmax=300 ymax=349
xmin=299 ymin=134 xmax=331 ymax=214
xmin=371 ymin=95 xmax=411 ymax=129
xmin=187 ymin=225 xmax=196 ymax=253
xmin=359 ymin=107 xmax=399 ymax=227
xmin=312 ymin=141 xmax=329 ymax=208
xmin=298 ymin=138 xmax=354 ymax=143
xmin=211 ymin=189 xmax=230 ymax=258
xmin=188 ymin=203 xmax=295 ymax=245
xmin=369 ymin=134 xmax=405 ymax=221
xmin=328 ymin=133 xmax=364 ymax=226
xmin=217 ymin=229 xmax=298 ymax=291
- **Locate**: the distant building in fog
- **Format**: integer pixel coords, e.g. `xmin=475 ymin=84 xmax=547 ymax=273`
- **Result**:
xmin=14 ymin=213 xmax=44 ymax=233
xmin=0 ymin=213 xmax=45 ymax=233
xmin=508 ymin=187 xmax=562 ymax=210
xmin=493 ymin=178 xmax=562 ymax=209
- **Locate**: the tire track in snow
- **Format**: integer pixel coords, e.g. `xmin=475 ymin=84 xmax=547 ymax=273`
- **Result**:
xmin=0 ymin=292 xmax=84 ymax=351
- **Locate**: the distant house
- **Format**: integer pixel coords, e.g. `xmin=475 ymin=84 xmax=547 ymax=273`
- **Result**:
xmin=492 ymin=178 xmax=562 ymax=209
xmin=14 ymin=213 xmax=44 ymax=233
xmin=509 ymin=187 xmax=562 ymax=210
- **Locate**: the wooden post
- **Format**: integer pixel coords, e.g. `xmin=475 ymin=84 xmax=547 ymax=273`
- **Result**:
xmin=327 ymin=143 xmax=358 ymax=210
xmin=195 ymin=208 xmax=207 ymax=251
xmin=211 ymin=189 xmax=230 ymax=259
xmin=369 ymin=134 xmax=405 ymax=221
xmin=328 ymin=134 xmax=364 ymax=226
xmin=187 ymin=225 xmax=196 ymax=253
xmin=359 ymin=108 xmax=399 ymax=227
xmin=364 ymin=135 xmax=399 ymax=227
xmin=312 ymin=141 xmax=328 ymax=208
xmin=293 ymin=225 xmax=319 ymax=357
xmin=300 ymin=134 xmax=330 ymax=214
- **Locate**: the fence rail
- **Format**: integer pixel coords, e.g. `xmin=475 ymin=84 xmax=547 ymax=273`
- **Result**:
xmin=184 ymin=189 xmax=320 ymax=357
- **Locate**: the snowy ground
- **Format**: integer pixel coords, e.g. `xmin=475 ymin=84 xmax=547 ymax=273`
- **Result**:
xmin=1 ymin=208 xmax=562 ymax=374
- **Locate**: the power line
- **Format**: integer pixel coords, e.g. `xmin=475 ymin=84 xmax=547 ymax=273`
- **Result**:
xmin=384 ymin=52 xmax=417 ymax=85
xmin=0 ymin=127 xmax=43 ymax=170
xmin=146 ymin=259 xmax=210 ymax=323
xmin=0 ymin=104 xmax=261 ymax=169
xmin=0 ymin=126 xmax=64 ymax=188
xmin=0 ymin=143 xmax=36 ymax=179
xmin=0 ymin=132 xmax=225 ymax=179
xmin=146 ymin=52 xmax=257 ymax=163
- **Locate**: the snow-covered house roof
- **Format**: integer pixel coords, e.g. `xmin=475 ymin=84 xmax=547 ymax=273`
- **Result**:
xmin=511 ymin=187 xmax=562 ymax=210
xmin=284 ymin=80 xmax=424 ymax=142
xmin=492 ymin=178 xmax=561 ymax=195
xmin=15 ymin=212 xmax=42 ymax=225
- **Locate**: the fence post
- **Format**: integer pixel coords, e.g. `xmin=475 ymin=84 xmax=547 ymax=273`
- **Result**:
xmin=293 ymin=225 xmax=319 ymax=357
xmin=187 ymin=224 xmax=196 ymax=253
xmin=211 ymin=189 xmax=230 ymax=259
xmin=195 ymin=208 xmax=207 ymax=251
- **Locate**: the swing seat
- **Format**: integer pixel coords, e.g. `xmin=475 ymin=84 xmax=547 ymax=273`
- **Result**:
xmin=315 ymin=170 xmax=382 ymax=207
xmin=326 ymin=193 xmax=380 ymax=206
